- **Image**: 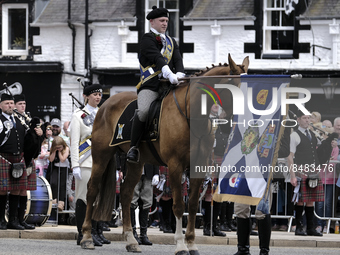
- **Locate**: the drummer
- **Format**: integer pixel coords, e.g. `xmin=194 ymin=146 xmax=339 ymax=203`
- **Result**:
xmin=0 ymin=94 xmax=42 ymax=230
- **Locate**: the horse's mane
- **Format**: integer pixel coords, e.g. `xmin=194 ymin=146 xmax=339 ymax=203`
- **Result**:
xmin=193 ymin=63 xmax=229 ymax=76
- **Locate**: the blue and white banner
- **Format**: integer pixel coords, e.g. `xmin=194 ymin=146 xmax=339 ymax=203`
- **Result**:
xmin=213 ymin=75 xmax=290 ymax=205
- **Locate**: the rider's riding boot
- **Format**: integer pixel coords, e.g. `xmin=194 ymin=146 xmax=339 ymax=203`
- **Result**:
xmin=7 ymin=194 xmax=24 ymax=230
xmin=139 ymin=208 xmax=152 ymax=245
xmin=131 ymin=207 xmax=141 ymax=245
xmin=0 ymin=195 xmax=7 ymax=230
xmin=127 ymin=112 xmax=145 ymax=163
xmin=18 ymin=196 xmax=35 ymax=229
xmin=258 ymin=214 xmax=271 ymax=255
xmin=233 ymin=217 xmax=251 ymax=255
xmin=75 ymin=199 xmax=86 ymax=245
xmin=213 ymin=201 xmax=226 ymax=237
xmin=97 ymin=221 xmax=111 ymax=244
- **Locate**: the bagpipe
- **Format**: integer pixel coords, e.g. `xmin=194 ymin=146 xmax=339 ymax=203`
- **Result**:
xmin=69 ymin=77 xmax=85 ymax=110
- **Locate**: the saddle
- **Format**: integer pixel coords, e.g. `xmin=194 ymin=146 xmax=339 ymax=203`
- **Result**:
xmin=110 ymin=88 xmax=170 ymax=147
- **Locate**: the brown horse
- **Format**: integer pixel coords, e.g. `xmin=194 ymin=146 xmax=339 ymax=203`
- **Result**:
xmin=80 ymin=54 xmax=249 ymax=255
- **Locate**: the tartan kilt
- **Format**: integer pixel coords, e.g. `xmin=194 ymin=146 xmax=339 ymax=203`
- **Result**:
xmin=0 ymin=153 xmax=27 ymax=191
xmin=116 ymin=178 xmax=121 ymax=194
xmin=26 ymin=159 xmax=37 ymax=191
xmin=154 ymin=166 xmax=188 ymax=199
xmin=296 ymin=171 xmax=324 ymax=203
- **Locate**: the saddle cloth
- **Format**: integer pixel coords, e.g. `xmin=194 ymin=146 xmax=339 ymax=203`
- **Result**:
xmin=109 ymin=99 xmax=163 ymax=147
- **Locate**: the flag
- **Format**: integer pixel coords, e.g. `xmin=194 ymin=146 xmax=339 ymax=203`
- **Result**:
xmin=285 ymin=0 xmax=299 ymax=15
xmin=213 ymin=75 xmax=290 ymax=205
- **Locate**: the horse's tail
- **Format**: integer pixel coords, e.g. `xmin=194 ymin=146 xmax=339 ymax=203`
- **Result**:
xmin=92 ymin=155 xmax=116 ymax=221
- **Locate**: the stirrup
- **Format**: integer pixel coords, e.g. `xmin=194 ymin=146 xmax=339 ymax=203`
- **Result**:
xmin=127 ymin=146 xmax=140 ymax=163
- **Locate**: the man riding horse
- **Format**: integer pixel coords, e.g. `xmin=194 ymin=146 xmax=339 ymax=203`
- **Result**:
xmin=126 ymin=5 xmax=185 ymax=163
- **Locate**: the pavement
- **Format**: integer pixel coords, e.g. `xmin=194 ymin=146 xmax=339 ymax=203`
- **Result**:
xmin=0 ymin=223 xmax=339 ymax=248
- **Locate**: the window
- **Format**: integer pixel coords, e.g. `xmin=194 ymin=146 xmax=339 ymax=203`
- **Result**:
xmin=145 ymin=0 xmax=179 ymax=40
xmin=263 ymin=0 xmax=294 ymax=56
xmin=2 ymin=4 xmax=29 ymax=56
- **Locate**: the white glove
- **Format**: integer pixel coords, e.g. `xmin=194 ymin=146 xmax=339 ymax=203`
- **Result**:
xmin=176 ymin=72 xmax=186 ymax=79
xmin=152 ymin=174 xmax=159 ymax=186
xmin=162 ymin=65 xmax=178 ymax=84
xmin=73 ymin=166 xmax=82 ymax=180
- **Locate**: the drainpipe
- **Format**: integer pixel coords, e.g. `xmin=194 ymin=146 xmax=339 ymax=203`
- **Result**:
xmin=68 ymin=0 xmax=76 ymax=71
xmin=329 ymin=18 xmax=339 ymax=67
xmin=211 ymin=20 xmax=221 ymax=63
xmin=84 ymin=0 xmax=90 ymax=83
xmin=118 ymin=20 xmax=129 ymax=63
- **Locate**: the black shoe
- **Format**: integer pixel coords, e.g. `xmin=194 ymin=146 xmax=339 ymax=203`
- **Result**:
xmin=7 ymin=219 xmax=25 ymax=230
xmin=127 ymin=147 xmax=139 ymax=163
xmin=98 ymin=233 xmax=111 ymax=244
xmin=203 ymin=226 xmax=213 ymax=236
xmin=228 ymin=221 xmax=237 ymax=231
xmin=213 ymin=229 xmax=226 ymax=237
xmin=220 ymin=223 xmax=231 ymax=232
xmin=0 ymin=220 xmax=7 ymax=230
xmin=92 ymin=233 xmax=103 ymax=246
xmin=307 ymin=228 xmax=323 ymax=236
xmin=102 ymin=223 xmax=111 ymax=232
xmin=140 ymin=236 xmax=152 ymax=245
xmin=259 ymin=248 xmax=269 ymax=255
xmin=20 ymin=221 xmax=35 ymax=230
xmin=295 ymin=227 xmax=307 ymax=236
xmin=163 ymin=222 xmax=173 ymax=233
xmin=250 ymin=230 xmax=258 ymax=236
xmin=107 ymin=221 xmax=118 ymax=228
xmin=233 ymin=246 xmax=250 ymax=255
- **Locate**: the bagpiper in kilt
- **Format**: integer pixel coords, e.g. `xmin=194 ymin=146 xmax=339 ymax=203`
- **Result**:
xmin=14 ymin=94 xmax=43 ymax=230
xmin=0 ymin=93 xmax=42 ymax=230
xmin=288 ymin=110 xmax=336 ymax=237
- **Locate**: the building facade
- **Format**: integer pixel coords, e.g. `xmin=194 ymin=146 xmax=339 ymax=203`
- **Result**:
xmin=0 ymin=0 xmax=339 ymax=123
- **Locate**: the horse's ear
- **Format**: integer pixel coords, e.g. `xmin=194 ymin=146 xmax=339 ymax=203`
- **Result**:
xmin=228 ymin=53 xmax=238 ymax=73
xmin=242 ymin=56 xmax=249 ymax=73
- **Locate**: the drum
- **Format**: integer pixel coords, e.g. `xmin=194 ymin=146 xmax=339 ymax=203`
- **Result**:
xmin=24 ymin=176 xmax=53 ymax=226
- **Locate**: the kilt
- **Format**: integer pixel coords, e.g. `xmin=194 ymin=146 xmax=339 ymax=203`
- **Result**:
xmin=296 ymin=171 xmax=324 ymax=203
xmin=116 ymin=176 xmax=121 ymax=194
xmin=26 ymin=159 xmax=37 ymax=191
xmin=0 ymin=152 xmax=27 ymax=191
xmin=154 ymin=166 xmax=188 ymax=199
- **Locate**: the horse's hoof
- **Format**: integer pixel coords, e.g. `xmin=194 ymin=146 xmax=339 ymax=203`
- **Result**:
xmin=189 ymin=250 xmax=200 ymax=255
xmin=175 ymin=251 xmax=190 ymax=255
xmin=81 ymin=240 xmax=95 ymax=250
xmin=126 ymin=244 xmax=142 ymax=253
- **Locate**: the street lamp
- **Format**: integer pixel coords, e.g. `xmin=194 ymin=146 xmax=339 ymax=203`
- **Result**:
xmin=321 ymin=76 xmax=337 ymax=100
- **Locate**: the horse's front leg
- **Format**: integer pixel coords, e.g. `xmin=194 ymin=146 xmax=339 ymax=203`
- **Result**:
xmin=168 ymin=164 xmax=188 ymax=255
xmin=121 ymin=162 xmax=144 ymax=253
xmin=185 ymin=178 xmax=203 ymax=255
